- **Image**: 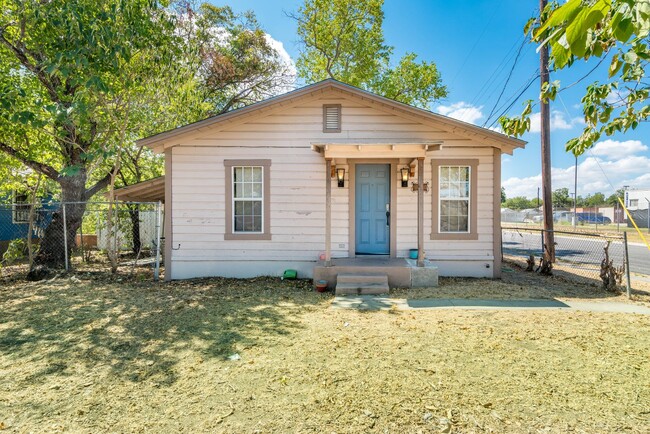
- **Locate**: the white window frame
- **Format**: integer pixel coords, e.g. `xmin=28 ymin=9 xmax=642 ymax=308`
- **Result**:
xmin=12 ymin=191 xmax=30 ymax=224
xmin=438 ymin=165 xmax=471 ymax=234
xmin=231 ymin=165 xmax=264 ymax=234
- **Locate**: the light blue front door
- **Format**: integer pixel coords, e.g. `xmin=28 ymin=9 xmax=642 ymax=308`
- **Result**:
xmin=355 ymin=164 xmax=390 ymax=255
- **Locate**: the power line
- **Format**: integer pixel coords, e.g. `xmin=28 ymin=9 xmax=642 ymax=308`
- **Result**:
xmin=448 ymin=4 xmax=502 ymax=89
xmin=486 ymin=70 xmax=540 ymax=129
xmin=483 ymin=35 xmax=530 ymax=127
xmin=470 ymin=34 xmax=527 ymax=108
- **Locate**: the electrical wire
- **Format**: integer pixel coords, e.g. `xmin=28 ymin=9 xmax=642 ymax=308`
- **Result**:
xmin=482 ymin=35 xmax=530 ymax=127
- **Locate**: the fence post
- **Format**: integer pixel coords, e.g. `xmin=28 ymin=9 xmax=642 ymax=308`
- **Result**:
xmin=154 ymin=201 xmax=162 ymax=281
xmin=62 ymin=203 xmax=69 ymax=272
xmin=623 ymin=232 xmax=631 ymax=299
xmin=540 ymin=229 xmax=545 ymax=257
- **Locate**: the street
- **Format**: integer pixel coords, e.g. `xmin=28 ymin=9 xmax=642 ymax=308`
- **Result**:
xmin=502 ymin=230 xmax=650 ymax=275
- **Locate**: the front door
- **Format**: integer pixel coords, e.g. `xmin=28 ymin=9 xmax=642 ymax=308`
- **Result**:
xmin=355 ymin=164 xmax=390 ymax=255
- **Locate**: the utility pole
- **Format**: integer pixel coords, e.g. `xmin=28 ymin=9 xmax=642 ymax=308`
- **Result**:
xmin=539 ymin=0 xmax=555 ymax=261
xmin=573 ymin=155 xmax=578 ymax=227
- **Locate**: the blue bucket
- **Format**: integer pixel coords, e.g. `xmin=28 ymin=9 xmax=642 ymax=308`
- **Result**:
xmin=409 ymin=249 xmax=418 ymax=259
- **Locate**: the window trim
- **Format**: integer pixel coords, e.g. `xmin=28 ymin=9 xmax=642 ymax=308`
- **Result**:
xmin=322 ymin=104 xmax=342 ymax=133
xmin=224 ymin=159 xmax=271 ymax=240
xmin=12 ymin=191 xmax=30 ymax=225
xmin=430 ymin=159 xmax=478 ymax=241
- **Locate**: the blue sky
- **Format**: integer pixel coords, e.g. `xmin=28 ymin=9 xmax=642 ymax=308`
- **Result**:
xmin=227 ymin=0 xmax=650 ymax=199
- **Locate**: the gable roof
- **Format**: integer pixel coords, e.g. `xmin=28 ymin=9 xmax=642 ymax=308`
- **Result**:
xmin=138 ymin=79 xmax=526 ymax=153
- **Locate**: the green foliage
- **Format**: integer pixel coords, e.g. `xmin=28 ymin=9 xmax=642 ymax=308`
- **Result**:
xmin=294 ymin=0 xmax=447 ymax=108
xmin=501 ymin=186 xmax=507 ymax=203
xmin=177 ymin=3 xmax=295 ymax=114
xmin=2 ymin=239 xmax=26 ymax=265
xmin=552 ymin=187 xmax=571 ymax=208
xmin=500 ymin=0 xmax=650 ymax=156
xmin=504 ymin=196 xmax=539 ymax=210
xmin=584 ymin=192 xmax=607 ymax=207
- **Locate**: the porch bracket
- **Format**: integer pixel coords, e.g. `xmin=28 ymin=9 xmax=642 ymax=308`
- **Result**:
xmin=417 ymin=157 xmax=425 ymax=267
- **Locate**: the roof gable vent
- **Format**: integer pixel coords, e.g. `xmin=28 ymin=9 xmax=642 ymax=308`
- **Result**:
xmin=323 ymin=104 xmax=341 ymax=133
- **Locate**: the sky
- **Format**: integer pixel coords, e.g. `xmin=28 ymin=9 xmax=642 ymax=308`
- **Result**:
xmin=224 ymin=0 xmax=650 ymax=199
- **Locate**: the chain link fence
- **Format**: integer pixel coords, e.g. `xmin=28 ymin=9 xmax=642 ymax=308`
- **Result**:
xmin=0 ymin=201 xmax=162 ymax=280
xmin=502 ymin=227 xmax=631 ymax=293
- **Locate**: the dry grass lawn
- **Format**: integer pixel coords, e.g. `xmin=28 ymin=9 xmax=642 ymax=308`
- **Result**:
xmin=1 ymin=269 xmax=650 ymax=433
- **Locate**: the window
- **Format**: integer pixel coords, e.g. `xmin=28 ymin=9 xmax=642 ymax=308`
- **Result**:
xmin=431 ymin=159 xmax=478 ymax=240
xmin=233 ymin=166 xmax=263 ymax=232
xmin=12 ymin=192 xmax=30 ymax=224
xmin=629 ymin=199 xmax=639 ymax=207
xmin=224 ymin=159 xmax=271 ymax=240
xmin=439 ymin=166 xmax=470 ymax=232
xmin=323 ymin=104 xmax=341 ymax=132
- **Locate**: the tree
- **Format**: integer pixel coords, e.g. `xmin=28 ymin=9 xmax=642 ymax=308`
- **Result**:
xmin=292 ymin=0 xmax=447 ymax=108
xmin=504 ymin=196 xmax=538 ymax=210
xmin=584 ymin=192 xmax=606 ymax=207
xmin=501 ymin=186 xmax=507 ymax=203
xmin=500 ymin=0 xmax=650 ymax=156
xmin=0 ymin=0 xmax=179 ymax=271
xmin=176 ymin=3 xmax=296 ymax=115
xmin=606 ymin=188 xmax=625 ymax=206
xmin=552 ymin=187 xmax=571 ymax=208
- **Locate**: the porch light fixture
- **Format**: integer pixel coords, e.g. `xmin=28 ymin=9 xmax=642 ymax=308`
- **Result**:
xmin=336 ymin=168 xmax=345 ymax=188
xmin=400 ymin=167 xmax=409 ymax=187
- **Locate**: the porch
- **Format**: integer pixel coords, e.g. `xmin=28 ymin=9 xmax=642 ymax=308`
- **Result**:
xmin=312 ymin=257 xmax=438 ymax=292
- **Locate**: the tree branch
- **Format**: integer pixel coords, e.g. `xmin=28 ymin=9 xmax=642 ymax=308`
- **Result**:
xmin=0 ymin=30 xmax=63 ymax=104
xmin=84 ymin=169 xmax=114 ymax=200
xmin=0 ymin=141 xmax=60 ymax=181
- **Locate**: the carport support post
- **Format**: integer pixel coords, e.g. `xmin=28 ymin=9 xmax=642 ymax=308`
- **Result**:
xmin=325 ymin=158 xmax=332 ymax=267
xmin=62 ymin=202 xmax=69 ymax=272
xmin=154 ymin=201 xmax=162 ymax=281
xmin=417 ymin=157 xmax=424 ymax=267
xmin=623 ymin=232 xmax=631 ymax=299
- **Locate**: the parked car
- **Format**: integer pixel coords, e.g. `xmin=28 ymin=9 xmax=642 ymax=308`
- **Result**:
xmin=576 ymin=213 xmax=611 ymax=224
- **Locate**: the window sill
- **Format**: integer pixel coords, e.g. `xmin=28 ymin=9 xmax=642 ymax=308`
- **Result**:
xmin=224 ymin=233 xmax=272 ymax=241
xmin=430 ymin=232 xmax=479 ymax=241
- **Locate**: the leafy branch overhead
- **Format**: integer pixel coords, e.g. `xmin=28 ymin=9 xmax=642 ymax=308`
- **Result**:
xmin=499 ymin=0 xmax=650 ymax=156
xmin=292 ymin=0 xmax=447 ymax=108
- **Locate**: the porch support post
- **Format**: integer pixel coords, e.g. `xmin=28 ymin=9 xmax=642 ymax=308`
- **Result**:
xmin=417 ymin=157 xmax=425 ymax=267
xmin=325 ymin=158 xmax=332 ymax=267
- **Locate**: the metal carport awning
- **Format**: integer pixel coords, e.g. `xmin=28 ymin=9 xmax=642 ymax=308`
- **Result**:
xmin=111 ymin=176 xmax=165 ymax=203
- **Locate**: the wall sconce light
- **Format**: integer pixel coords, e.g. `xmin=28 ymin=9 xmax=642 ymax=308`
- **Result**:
xmin=336 ymin=168 xmax=345 ymax=187
xmin=411 ymin=182 xmax=429 ymax=193
xmin=400 ymin=167 xmax=409 ymax=188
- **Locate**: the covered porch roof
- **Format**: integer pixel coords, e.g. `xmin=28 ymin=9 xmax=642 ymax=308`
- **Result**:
xmin=112 ymin=176 xmax=165 ymax=203
xmin=310 ymin=141 xmax=442 ymax=159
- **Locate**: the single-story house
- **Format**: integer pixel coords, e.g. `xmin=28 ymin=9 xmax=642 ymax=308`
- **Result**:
xmin=123 ymin=79 xmax=525 ymax=285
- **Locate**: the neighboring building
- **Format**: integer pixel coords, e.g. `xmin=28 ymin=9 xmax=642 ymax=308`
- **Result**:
xmin=625 ymin=189 xmax=650 ymax=211
xmin=123 ymin=80 xmax=525 ymax=283
xmin=0 ymin=192 xmax=55 ymax=255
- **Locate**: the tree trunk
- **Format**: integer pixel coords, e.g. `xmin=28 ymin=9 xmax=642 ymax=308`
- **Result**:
xmin=31 ymin=173 xmax=87 ymax=270
xmin=128 ymin=205 xmax=142 ymax=254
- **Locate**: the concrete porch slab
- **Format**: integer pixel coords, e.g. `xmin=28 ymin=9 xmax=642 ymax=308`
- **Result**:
xmin=313 ymin=257 xmax=438 ymax=290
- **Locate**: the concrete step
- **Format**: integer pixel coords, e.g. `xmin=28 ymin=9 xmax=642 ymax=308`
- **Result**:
xmin=335 ymin=274 xmax=389 ymax=295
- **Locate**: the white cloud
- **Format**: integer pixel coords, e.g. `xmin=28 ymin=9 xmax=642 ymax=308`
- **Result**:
xmin=528 ymin=110 xmax=583 ymax=133
xmin=436 ymin=102 xmax=484 ymax=125
xmin=502 ymin=151 xmax=650 ymax=198
xmin=590 ymin=139 xmax=648 ymax=160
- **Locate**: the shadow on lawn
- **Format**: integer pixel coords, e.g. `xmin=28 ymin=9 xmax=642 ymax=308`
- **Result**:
xmin=0 ymin=276 xmax=327 ymax=387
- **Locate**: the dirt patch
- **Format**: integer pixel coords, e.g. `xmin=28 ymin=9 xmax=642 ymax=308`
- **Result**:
xmin=1 ymin=272 xmax=649 ymax=433
xmin=393 ymin=258 xmax=650 ymax=306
